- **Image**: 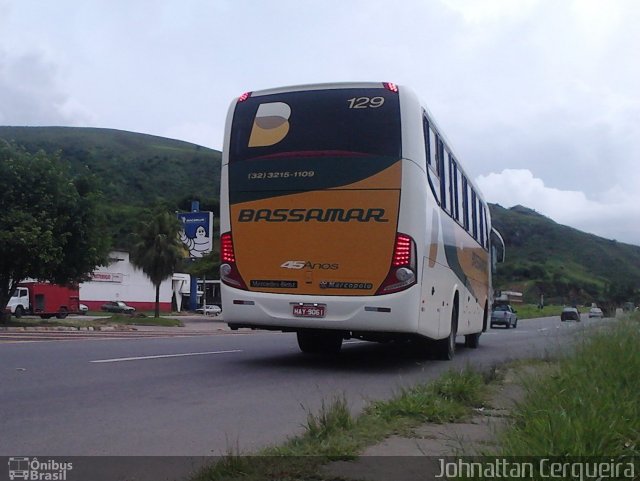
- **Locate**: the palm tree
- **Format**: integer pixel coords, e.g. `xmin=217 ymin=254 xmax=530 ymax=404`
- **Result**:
xmin=130 ymin=209 xmax=184 ymax=318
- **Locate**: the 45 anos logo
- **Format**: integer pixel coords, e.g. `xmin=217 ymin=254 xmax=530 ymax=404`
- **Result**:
xmin=280 ymin=260 xmax=339 ymax=270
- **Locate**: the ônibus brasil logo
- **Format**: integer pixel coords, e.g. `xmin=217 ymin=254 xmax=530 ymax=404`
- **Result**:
xmin=8 ymin=457 xmax=73 ymax=481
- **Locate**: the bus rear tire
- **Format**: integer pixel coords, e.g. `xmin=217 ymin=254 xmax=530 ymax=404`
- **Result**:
xmin=465 ymin=332 xmax=481 ymax=349
xmin=436 ymin=302 xmax=458 ymax=360
xmin=297 ymin=330 xmax=342 ymax=354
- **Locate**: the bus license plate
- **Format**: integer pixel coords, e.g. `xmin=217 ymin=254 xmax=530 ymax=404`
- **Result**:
xmin=293 ymin=304 xmax=326 ymax=318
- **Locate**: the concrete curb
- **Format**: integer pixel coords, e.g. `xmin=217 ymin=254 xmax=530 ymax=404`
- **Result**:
xmin=0 ymin=325 xmax=137 ymax=332
xmin=0 ymin=318 xmax=243 ymax=335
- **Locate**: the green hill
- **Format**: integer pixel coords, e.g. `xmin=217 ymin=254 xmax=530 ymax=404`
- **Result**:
xmin=2 ymin=126 xmax=638 ymax=305
xmin=490 ymin=204 xmax=640 ymax=305
xmin=0 ymin=126 xmax=221 ymax=247
xmin=0 ymin=126 xmax=221 ymax=204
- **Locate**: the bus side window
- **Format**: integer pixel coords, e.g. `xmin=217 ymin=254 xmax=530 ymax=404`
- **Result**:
xmin=466 ymin=182 xmax=473 ymax=233
xmin=456 ymin=166 xmax=464 ymax=225
xmin=422 ymin=114 xmax=431 ymax=169
xmin=462 ymin=177 xmax=469 ymax=230
xmin=483 ymin=205 xmax=490 ymax=249
xmin=434 ymin=134 xmax=443 ymax=178
xmin=430 ymin=129 xmax=437 ymax=172
xmin=440 ymin=148 xmax=450 ymax=213
xmin=471 ymin=189 xmax=478 ymax=240
xmin=478 ymin=201 xmax=485 ymax=247
xmin=451 ymin=158 xmax=460 ymax=222
xmin=424 ymin=119 xmax=441 ymax=205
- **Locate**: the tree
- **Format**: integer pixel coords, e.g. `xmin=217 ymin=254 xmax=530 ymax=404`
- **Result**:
xmin=183 ymin=250 xmax=220 ymax=280
xmin=130 ymin=208 xmax=184 ymax=318
xmin=605 ymin=279 xmax=636 ymax=305
xmin=0 ymin=142 xmax=110 ymax=320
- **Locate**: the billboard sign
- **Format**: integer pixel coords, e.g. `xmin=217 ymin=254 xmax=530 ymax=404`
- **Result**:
xmin=178 ymin=211 xmax=214 ymax=258
xmin=91 ymin=272 xmax=124 ymax=283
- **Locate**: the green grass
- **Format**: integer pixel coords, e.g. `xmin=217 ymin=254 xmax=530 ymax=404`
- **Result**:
xmin=3 ymin=318 xmax=86 ymax=329
xmin=514 ymin=304 xmax=564 ymax=319
xmin=4 ymin=314 xmax=182 ymax=328
xmin=191 ymin=368 xmax=489 ymax=481
xmin=102 ymin=314 xmax=183 ymax=327
xmin=370 ymin=368 xmax=486 ymax=424
xmin=493 ymin=318 xmax=640 ymax=458
xmin=303 ymin=395 xmax=354 ymax=441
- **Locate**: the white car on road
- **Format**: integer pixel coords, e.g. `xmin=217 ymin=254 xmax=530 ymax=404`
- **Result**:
xmin=196 ymin=305 xmax=222 ymax=316
xmin=589 ymin=306 xmax=603 ymax=318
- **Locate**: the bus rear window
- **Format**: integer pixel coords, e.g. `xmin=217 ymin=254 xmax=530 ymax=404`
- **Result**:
xmin=229 ymin=88 xmax=401 ymax=163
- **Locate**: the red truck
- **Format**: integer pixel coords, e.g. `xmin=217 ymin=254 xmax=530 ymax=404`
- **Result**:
xmin=8 ymin=282 xmax=80 ymax=319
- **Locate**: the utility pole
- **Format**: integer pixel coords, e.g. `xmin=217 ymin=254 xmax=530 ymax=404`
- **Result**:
xmin=189 ymin=200 xmax=200 ymax=311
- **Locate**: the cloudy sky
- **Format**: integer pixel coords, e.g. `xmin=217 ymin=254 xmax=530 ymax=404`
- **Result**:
xmin=1 ymin=0 xmax=639 ymax=245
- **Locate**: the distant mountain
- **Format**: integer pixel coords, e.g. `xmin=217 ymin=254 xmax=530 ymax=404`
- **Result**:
xmin=2 ymin=126 xmax=638 ymax=305
xmin=490 ymin=204 xmax=640 ymax=304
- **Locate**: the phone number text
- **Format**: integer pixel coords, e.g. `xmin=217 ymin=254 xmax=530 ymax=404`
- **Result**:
xmin=247 ymin=171 xmax=315 ymax=180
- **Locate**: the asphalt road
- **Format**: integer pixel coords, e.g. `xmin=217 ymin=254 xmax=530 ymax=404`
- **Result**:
xmin=0 ymin=315 xmax=600 ymax=459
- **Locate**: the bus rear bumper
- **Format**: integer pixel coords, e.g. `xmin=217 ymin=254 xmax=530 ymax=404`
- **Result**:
xmin=222 ymin=286 xmax=421 ymax=336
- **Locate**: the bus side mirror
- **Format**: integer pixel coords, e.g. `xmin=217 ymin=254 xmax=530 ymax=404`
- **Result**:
xmin=490 ymin=228 xmax=505 ymax=274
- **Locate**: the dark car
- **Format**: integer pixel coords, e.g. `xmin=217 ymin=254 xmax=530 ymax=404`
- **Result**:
xmin=561 ymin=307 xmax=580 ymax=322
xmin=100 ymin=301 xmax=136 ymax=314
xmin=491 ymin=304 xmax=518 ymax=328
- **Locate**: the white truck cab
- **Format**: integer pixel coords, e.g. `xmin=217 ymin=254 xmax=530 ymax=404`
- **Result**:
xmin=7 ymin=287 xmax=30 ymax=317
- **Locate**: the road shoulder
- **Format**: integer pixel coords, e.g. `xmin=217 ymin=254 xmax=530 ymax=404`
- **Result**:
xmin=321 ymin=365 xmax=540 ymax=481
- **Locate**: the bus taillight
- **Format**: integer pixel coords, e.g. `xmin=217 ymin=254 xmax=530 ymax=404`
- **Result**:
xmin=375 ymin=233 xmax=417 ymax=295
xmin=221 ymin=232 xmax=235 ymax=262
xmin=383 ymin=82 xmax=399 ymax=93
xmin=238 ymin=92 xmax=252 ymax=102
xmin=392 ymin=234 xmax=412 ymax=266
xmin=220 ymin=232 xmax=248 ymax=289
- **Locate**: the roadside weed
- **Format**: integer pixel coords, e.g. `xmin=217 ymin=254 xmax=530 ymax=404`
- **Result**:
xmin=496 ymin=319 xmax=640 ymax=457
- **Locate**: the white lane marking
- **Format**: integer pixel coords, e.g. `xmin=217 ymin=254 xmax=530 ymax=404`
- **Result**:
xmin=484 ymin=330 xmax=530 ymax=335
xmin=90 ymin=349 xmax=242 ymax=363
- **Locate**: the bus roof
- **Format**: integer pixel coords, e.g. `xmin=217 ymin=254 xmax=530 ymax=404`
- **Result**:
xmin=237 ymin=81 xmax=397 ymax=99
xmin=226 ymin=82 xmax=487 ymax=207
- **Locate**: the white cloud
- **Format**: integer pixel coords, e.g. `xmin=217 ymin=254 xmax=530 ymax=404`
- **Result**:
xmin=441 ymin=0 xmax=540 ymax=25
xmin=163 ymin=121 xmax=221 ymax=149
xmin=0 ymin=0 xmax=639 ymax=246
xmin=477 ymin=169 xmax=640 ymax=245
xmin=0 ymin=49 xmax=92 ymax=126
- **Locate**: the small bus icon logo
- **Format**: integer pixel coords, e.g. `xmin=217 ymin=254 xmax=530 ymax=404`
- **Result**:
xmin=8 ymin=457 xmax=30 ymax=480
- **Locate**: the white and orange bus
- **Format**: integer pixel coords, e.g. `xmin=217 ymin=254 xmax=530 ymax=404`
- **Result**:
xmin=219 ymin=82 xmax=504 ymax=359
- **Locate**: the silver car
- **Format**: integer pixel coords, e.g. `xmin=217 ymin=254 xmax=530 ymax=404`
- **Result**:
xmin=588 ymin=307 xmax=603 ymax=318
xmin=491 ymin=304 xmax=518 ymax=328
xmin=196 ymin=304 xmax=222 ymax=316
xmin=561 ymin=307 xmax=581 ymax=322
xmin=101 ymin=301 xmax=136 ymax=314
